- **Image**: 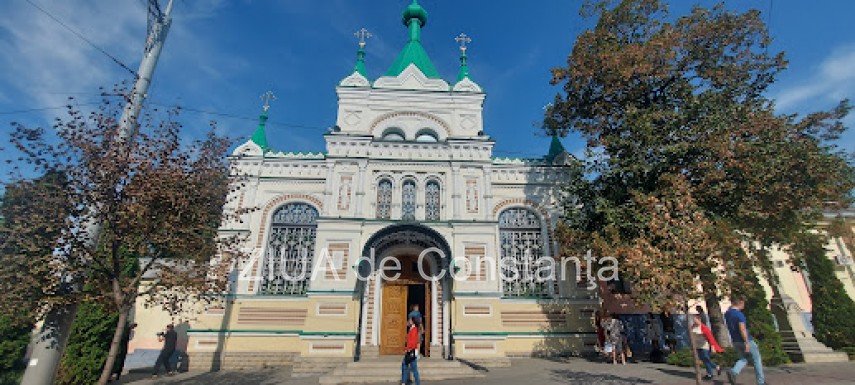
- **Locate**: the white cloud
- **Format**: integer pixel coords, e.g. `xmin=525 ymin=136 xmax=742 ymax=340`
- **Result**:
xmin=0 ymin=1 xmax=146 ymax=112
xmin=774 ymin=44 xmax=855 ymax=112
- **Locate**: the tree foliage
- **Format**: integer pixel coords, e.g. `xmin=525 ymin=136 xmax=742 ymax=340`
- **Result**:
xmin=0 ymin=315 xmax=31 ymax=385
xmin=2 ymin=90 xmax=242 ymax=385
xmin=55 ymin=303 xmax=118 ymax=385
xmin=796 ymin=232 xmax=855 ymax=350
xmin=547 ymin=0 xmax=854 ymax=366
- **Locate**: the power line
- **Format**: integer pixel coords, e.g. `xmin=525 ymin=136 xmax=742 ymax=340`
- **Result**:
xmin=24 ymin=0 xmax=138 ymax=77
xmin=0 ymin=103 xmax=100 ymax=115
xmin=151 ymin=103 xmax=327 ymax=131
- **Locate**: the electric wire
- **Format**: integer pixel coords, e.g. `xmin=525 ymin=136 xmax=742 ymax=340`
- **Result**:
xmin=23 ymin=0 xmax=138 ymax=77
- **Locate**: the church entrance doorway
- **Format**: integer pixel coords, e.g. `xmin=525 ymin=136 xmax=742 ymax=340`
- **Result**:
xmin=358 ymin=223 xmax=451 ymax=359
xmin=379 ymin=255 xmax=431 ymax=356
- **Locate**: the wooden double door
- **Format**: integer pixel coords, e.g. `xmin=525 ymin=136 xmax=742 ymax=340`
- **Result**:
xmin=380 ymin=281 xmax=431 ymax=356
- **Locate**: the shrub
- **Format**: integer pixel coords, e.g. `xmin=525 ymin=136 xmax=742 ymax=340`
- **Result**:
xmin=667 ymin=348 xmax=739 ymax=368
xmin=55 ymin=303 xmax=119 ymax=385
xmin=798 ymin=235 xmax=855 ymax=350
xmin=841 ymin=347 xmax=855 ymax=360
xmin=0 ymin=316 xmax=31 ymax=385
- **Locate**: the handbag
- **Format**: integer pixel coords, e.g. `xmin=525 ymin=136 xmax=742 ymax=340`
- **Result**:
xmin=604 ymin=342 xmax=614 ymax=353
xmin=404 ymin=349 xmax=416 ymax=364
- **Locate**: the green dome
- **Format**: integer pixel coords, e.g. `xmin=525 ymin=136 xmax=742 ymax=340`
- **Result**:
xmin=402 ymin=0 xmax=427 ymax=27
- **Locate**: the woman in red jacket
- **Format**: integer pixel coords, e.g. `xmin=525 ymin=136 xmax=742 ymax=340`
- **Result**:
xmin=401 ymin=316 xmax=421 ymax=385
xmin=692 ymin=313 xmax=724 ymax=380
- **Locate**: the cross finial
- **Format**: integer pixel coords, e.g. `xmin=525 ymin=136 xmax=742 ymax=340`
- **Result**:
xmin=455 ymin=33 xmax=472 ymax=54
xmin=260 ymin=91 xmax=276 ymax=112
xmin=354 ymin=27 xmax=372 ymax=48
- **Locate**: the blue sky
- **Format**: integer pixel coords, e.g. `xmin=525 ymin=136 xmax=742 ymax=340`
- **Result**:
xmin=0 ymin=0 xmax=853 ymax=166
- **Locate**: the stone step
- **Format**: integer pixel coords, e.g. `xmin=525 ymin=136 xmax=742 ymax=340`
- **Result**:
xmin=342 ymin=359 xmax=463 ymax=369
xmin=318 ymin=358 xmax=485 ymax=385
xmin=319 ymin=372 xmax=484 ymax=385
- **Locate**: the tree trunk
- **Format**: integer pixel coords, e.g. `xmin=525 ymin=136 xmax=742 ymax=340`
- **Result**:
xmin=704 ymin=291 xmax=731 ymax=348
xmin=97 ymin=306 xmax=129 ymax=385
xmin=685 ymin=302 xmax=702 ymax=385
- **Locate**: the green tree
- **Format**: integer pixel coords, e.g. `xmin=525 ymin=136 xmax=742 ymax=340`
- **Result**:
xmin=0 ymin=316 xmax=31 ymax=385
xmin=55 ymin=303 xmax=118 ymax=385
xmin=2 ymin=92 xmax=243 ymax=385
xmin=547 ymin=0 xmax=854 ymax=354
xmin=795 ymin=232 xmax=855 ymax=350
xmin=613 ymin=174 xmax=718 ymax=384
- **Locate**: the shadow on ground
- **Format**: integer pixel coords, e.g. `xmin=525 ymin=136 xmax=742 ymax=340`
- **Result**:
xmin=118 ymin=368 xmax=295 ymax=385
xmin=550 ymin=369 xmax=653 ymax=385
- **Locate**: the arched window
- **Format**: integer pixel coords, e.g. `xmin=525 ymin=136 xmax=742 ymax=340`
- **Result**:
xmin=425 ymin=180 xmax=441 ymax=220
xmin=401 ymin=179 xmax=417 ymax=221
xmin=376 ymin=179 xmax=393 ymax=219
xmin=381 ymin=128 xmax=405 ymax=141
xmin=261 ymin=202 xmax=318 ymax=295
xmin=415 ymin=129 xmax=438 ymax=143
xmin=499 ymin=207 xmax=548 ymax=297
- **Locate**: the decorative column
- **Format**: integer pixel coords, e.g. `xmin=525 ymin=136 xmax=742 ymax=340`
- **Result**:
xmin=355 ymin=161 xmax=367 ymax=217
xmin=431 ymin=280 xmax=439 ymax=345
xmin=322 ymin=160 xmax=336 ymax=216
xmin=451 ymin=164 xmax=462 ymax=219
xmin=416 ymin=174 xmax=426 ymax=220
xmin=482 ymin=165 xmax=493 ymax=221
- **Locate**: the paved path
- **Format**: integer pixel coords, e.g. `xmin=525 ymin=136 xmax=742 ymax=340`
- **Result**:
xmin=120 ymin=357 xmax=855 ymax=385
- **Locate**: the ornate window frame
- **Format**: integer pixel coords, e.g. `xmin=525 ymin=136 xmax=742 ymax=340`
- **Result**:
xmin=498 ymin=206 xmax=552 ymax=298
xmin=376 ymin=178 xmax=394 ymax=219
xmin=425 ymin=179 xmax=441 ymax=221
xmin=401 ymin=178 xmax=417 ymax=221
xmin=260 ymin=202 xmax=319 ymax=296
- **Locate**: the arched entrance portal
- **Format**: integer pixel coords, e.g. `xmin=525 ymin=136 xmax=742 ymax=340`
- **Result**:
xmin=357 ymin=224 xmax=451 ymax=358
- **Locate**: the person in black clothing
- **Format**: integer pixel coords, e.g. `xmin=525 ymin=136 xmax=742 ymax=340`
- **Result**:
xmin=152 ymin=324 xmax=177 ymax=378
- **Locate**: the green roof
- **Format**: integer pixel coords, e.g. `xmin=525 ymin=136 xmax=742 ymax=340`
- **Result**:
xmin=385 ymin=0 xmax=441 ymax=79
xmin=546 ymin=134 xmax=566 ymax=161
xmin=353 ymin=47 xmax=367 ymax=77
xmin=456 ymin=53 xmax=471 ymax=82
xmin=250 ymin=112 xmax=269 ymax=152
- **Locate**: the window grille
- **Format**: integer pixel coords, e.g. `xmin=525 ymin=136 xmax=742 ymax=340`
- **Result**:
xmin=499 ymin=207 xmax=549 ymax=297
xmin=376 ymin=179 xmax=393 ymax=219
xmin=402 ymin=180 xmax=417 ymax=221
xmin=261 ymin=202 xmax=318 ymax=295
xmin=425 ymin=181 xmax=441 ymax=220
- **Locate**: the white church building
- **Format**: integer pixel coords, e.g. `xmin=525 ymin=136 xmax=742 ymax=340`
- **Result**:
xmin=134 ymin=0 xmax=598 ymax=370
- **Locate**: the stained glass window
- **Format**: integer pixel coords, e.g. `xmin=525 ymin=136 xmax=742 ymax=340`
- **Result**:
xmin=499 ymin=207 xmax=549 ymax=297
xmin=261 ymin=202 xmax=318 ymax=295
xmin=402 ymin=180 xmax=417 ymax=221
xmin=376 ymin=179 xmax=393 ymax=219
xmin=425 ymin=181 xmax=441 ymax=220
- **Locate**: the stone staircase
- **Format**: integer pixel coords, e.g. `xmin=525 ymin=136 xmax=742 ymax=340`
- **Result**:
xmin=292 ymin=356 xmax=353 ymax=378
xmin=772 ymin=294 xmax=849 ymax=363
xmin=780 ymin=330 xmax=849 ymax=363
xmin=318 ymin=356 xmax=486 ymax=385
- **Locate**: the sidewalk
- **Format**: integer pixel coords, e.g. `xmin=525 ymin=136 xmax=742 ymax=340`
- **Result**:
xmin=120 ymin=357 xmax=855 ymax=385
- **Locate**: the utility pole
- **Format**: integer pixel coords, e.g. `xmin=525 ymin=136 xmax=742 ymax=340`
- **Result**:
xmin=20 ymin=1 xmax=174 ymax=384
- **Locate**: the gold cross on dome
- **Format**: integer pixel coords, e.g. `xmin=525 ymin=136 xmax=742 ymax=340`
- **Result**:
xmin=260 ymin=91 xmax=276 ymax=112
xmin=455 ymin=33 xmax=472 ymax=54
xmin=354 ymin=28 xmax=372 ymax=48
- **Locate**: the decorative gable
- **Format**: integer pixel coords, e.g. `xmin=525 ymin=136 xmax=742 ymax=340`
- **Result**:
xmin=233 ymin=139 xmax=264 ymax=157
xmin=374 ymin=63 xmax=450 ymax=91
xmin=453 ymin=77 xmax=483 ymax=93
xmin=339 ymin=71 xmax=370 ymax=88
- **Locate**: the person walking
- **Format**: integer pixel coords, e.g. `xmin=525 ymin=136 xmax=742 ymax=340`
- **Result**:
xmin=692 ymin=314 xmax=723 ymax=381
xmin=152 ymin=324 xmax=177 ymax=378
xmin=401 ymin=316 xmax=421 ymax=385
xmin=605 ymin=314 xmax=626 ymax=365
xmin=408 ymin=304 xmax=424 ymax=355
xmin=725 ymin=296 xmax=767 ymax=385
